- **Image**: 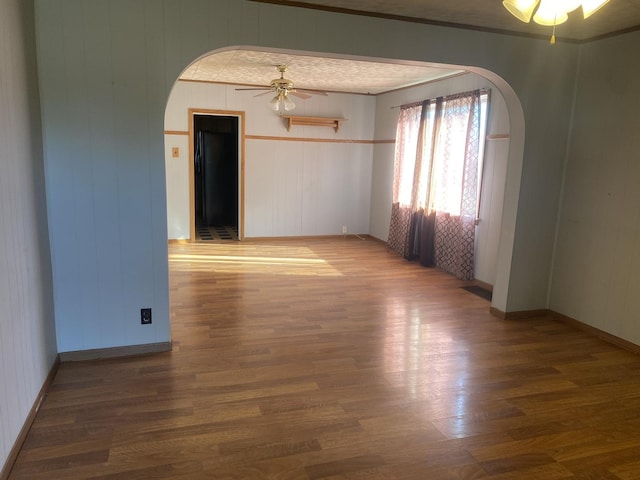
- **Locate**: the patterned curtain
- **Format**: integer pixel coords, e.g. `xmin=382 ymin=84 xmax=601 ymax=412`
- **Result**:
xmin=387 ymin=90 xmax=485 ymax=280
xmin=387 ymin=102 xmax=425 ymax=258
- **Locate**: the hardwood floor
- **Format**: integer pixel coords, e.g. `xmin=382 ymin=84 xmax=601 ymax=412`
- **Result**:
xmin=9 ymin=238 xmax=640 ymax=479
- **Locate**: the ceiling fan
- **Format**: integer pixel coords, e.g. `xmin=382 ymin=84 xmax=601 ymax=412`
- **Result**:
xmin=236 ymin=65 xmax=327 ymax=112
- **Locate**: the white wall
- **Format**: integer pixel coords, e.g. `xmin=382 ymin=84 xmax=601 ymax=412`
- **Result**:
xmin=34 ymin=0 xmax=580 ymax=353
xmin=550 ymin=31 xmax=640 ymax=344
xmin=0 ymin=0 xmax=57 ymax=470
xmin=35 ymin=0 xmax=171 ymax=353
xmin=369 ymin=73 xmax=510 ymax=286
xmin=166 ymin=72 xmax=508 ymax=285
xmin=164 ymin=80 xmax=375 ymax=239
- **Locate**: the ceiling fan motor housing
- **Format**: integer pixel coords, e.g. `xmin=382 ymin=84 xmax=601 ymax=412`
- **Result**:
xmin=270 ymin=77 xmax=294 ymax=92
xmin=271 ymin=78 xmax=293 ymax=91
xmin=271 ymin=65 xmax=294 ymax=93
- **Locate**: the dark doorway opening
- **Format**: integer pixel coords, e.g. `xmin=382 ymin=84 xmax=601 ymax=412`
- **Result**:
xmin=193 ymin=115 xmax=239 ymax=241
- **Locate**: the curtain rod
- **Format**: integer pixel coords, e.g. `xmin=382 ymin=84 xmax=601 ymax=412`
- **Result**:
xmin=390 ymin=88 xmax=491 ymax=109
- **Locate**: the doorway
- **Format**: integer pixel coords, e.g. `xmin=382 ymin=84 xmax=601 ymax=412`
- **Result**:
xmin=191 ymin=113 xmax=240 ymax=241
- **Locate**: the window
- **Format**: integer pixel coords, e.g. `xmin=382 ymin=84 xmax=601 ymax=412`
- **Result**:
xmin=388 ymin=89 xmax=489 ymax=280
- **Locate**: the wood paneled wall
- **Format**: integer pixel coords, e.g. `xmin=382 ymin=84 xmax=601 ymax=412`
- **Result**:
xmin=34 ymin=0 xmax=580 ymax=361
xmin=550 ymin=31 xmax=640 ymax=346
xmin=164 ymin=81 xmax=376 ymax=239
xmin=34 ymin=0 xmax=172 ymax=354
xmin=0 ymin=0 xmax=57 ymax=472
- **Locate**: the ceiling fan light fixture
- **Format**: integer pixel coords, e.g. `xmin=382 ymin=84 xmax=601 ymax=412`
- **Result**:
xmin=533 ymin=0 xmax=569 ymax=25
xmin=503 ymin=0 xmax=610 ymax=43
xmin=268 ymin=91 xmax=296 ymax=112
xmin=502 ymin=0 xmax=538 ymax=23
xmin=562 ymin=0 xmax=584 ymax=13
xmin=282 ymin=93 xmax=296 ymax=112
xmin=236 ymin=65 xmax=326 ymax=109
xmin=269 ymin=93 xmax=282 ymax=111
xmin=581 ymin=0 xmax=609 ymax=18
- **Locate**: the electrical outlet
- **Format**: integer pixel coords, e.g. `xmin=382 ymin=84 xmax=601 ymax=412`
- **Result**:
xmin=172 ymin=147 xmax=179 ymax=158
xmin=141 ymin=308 xmax=152 ymax=325
xmin=342 ymin=226 xmax=348 ymax=234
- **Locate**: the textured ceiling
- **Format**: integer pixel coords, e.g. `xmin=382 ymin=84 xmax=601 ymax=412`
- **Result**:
xmin=259 ymin=0 xmax=640 ymax=41
xmin=180 ymin=50 xmax=465 ymax=95
xmin=180 ymin=1 xmax=640 ymax=96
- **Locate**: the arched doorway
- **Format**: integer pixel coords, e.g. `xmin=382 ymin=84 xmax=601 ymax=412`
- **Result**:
xmin=164 ymin=46 xmax=525 ymax=312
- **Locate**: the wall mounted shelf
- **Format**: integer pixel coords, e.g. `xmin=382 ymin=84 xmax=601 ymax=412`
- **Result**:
xmin=281 ymin=115 xmax=346 ymax=133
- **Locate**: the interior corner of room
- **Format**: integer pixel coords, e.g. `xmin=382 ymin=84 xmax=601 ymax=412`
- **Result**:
xmin=3 ymin=0 xmax=640 ymax=476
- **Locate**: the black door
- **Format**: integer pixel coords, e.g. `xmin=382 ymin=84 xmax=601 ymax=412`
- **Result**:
xmin=193 ymin=115 xmax=239 ymax=232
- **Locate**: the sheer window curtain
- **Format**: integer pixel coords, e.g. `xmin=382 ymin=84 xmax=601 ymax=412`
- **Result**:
xmin=387 ymin=101 xmax=425 ymax=259
xmin=387 ymin=90 xmax=486 ymax=280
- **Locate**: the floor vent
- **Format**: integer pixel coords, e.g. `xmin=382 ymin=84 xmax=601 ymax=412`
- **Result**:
xmin=461 ymin=285 xmax=492 ymax=301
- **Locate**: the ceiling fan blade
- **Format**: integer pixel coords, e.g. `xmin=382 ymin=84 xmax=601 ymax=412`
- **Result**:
xmin=253 ymin=91 xmax=274 ymax=98
xmin=290 ymin=91 xmax=312 ymax=100
xmin=235 ymin=87 xmax=271 ymax=91
xmin=297 ymin=88 xmax=328 ymax=96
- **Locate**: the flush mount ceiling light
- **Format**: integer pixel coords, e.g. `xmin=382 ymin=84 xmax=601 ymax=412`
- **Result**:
xmin=503 ymin=0 xmax=610 ymax=43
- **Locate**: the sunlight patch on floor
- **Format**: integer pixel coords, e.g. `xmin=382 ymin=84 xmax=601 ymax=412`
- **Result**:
xmin=168 ymin=248 xmax=343 ymax=276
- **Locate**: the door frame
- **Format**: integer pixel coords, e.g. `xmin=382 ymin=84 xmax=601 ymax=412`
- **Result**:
xmin=188 ymin=108 xmax=245 ymax=241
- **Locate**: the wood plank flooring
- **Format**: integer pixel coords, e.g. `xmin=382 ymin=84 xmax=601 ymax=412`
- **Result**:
xmin=9 ymin=237 xmax=640 ymax=479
